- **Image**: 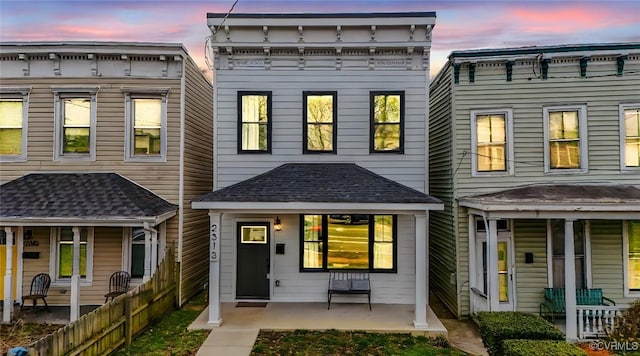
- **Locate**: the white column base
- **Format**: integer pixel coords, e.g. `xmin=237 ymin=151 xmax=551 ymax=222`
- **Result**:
xmin=3 ymin=275 xmax=12 ymax=323
xmin=413 ymin=321 xmax=429 ymax=330
xmin=70 ymin=274 xmax=81 ymax=322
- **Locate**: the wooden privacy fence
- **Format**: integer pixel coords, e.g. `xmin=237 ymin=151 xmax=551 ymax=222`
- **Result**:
xmin=27 ymin=245 xmax=177 ymax=355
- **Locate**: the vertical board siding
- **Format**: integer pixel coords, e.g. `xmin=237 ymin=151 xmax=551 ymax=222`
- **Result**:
xmin=513 ymin=219 xmax=548 ymax=313
xmin=215 ymin=69 xmax=427 ymax=193
xmin=219 ymin=214 xmax=418 ymax=304
xmin=428 ymin=64 xmax=458 ymax=315
xmin=180 ymin=58 xmax=214 ymax=304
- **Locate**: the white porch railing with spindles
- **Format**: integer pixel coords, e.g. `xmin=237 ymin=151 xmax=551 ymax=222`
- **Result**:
xmin=577 ymin=305 xmax=628 ymax=340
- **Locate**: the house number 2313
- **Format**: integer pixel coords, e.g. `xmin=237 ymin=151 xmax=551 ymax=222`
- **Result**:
xmin=210 ymin=224 xmax=219 ymax=262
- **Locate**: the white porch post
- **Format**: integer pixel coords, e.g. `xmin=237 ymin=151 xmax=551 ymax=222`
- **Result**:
xmin=208 ymin=211 xmax=223 ymax=326
xmin=487 ymin=219 xmax=499 ymax=311
xmin=3 ymin=227 xmax=14 ymax=323
xmin=143 ymin=228 xmax=152 ymax=282
xmin=564 ymin=219 xmax=578 ymax=341
xmin=468 ymin=214 xmax=476 ymax=314
xmin=414 ymin=213 xmax=428 ymax=329
xmin=151 ymin=229 xmax=158 ymax=275
xmin=70 ymin=226 xmax=81 ymax=322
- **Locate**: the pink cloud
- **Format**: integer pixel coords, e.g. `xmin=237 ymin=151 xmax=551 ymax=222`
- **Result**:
xmin=508 ymin=5 xmax=637 ymax=34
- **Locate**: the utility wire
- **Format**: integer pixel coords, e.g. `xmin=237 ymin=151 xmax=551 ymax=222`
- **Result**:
xmin=204 ymin=0 xmax=239 ymax=70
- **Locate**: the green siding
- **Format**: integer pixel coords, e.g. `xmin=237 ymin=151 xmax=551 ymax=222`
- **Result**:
xmin=514 ymin=219 xmax=548 ymax=313
xmin=428 ymin=64 xmax=458 ymax=316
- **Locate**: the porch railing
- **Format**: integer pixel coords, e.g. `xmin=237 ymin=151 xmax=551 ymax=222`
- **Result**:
xmin=26 ymin=245 xmax=176 ymax=355
xmin=470 ymin=287 xmax=489 ymax=314
xmin=577 ymin=305 xmax=628 ymax=340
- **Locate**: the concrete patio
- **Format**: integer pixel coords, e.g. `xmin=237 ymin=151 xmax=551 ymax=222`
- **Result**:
xmin=1 ymin=304 xmax=99 ymax=325
xmin=189 ymin=302 xmax=447 ymax=356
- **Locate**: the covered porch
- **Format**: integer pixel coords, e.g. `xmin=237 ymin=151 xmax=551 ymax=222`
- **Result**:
xmin=0 ymin=173 xmax=177 ymax=323
xmin=192 ymin=163 xmax=444 ymax=331
xmin=459 ymin=184 xmax=640 ymax=340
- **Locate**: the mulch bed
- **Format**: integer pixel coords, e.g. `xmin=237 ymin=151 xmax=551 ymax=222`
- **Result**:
xmin=0 ymin=321 xmax=63 ymax=354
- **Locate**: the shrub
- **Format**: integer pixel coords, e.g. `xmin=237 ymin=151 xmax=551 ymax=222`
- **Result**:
xmin=607 ymin=300 xmax=640 ymax=344
xmin=476 ymin=311 xmax=565 ymax=356
xmin=502 ymin=339 xmax=587 ymax=356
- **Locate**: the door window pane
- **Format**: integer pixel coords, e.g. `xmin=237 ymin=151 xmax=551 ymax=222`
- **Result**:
xmin=498 ymin=242 xmax=509 ymax=302
xmin=628 ymin=221 xmax=640 ymax=291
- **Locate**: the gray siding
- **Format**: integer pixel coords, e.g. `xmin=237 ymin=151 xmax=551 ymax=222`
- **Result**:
xmin=513 ymin=219 xmax=548 ymax=313
xmin=214 ymin=69 xmax=428 ymax=192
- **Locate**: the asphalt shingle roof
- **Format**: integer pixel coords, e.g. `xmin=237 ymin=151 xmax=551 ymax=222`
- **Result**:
xmin=194 ymin=163 xmax=441 ymax=204
xmin=1 ymin=173 xmax=177 ymax=220
xmin=461 ymin=184 xmax=640 ymax=205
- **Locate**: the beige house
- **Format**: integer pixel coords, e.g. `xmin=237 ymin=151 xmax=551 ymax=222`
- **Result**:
xmin=429 ymin=43 xmax=640 ymax=340
xmin=0 ymin=42 xmax=213 ymax=322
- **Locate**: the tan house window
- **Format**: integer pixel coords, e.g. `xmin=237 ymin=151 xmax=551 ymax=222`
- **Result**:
xmin=471 ymin=109 xmax=513 ymax=175
xmin=0 ymin=100 xmax=24 ymax=156
xmin=123 ymin=88 xmax=169 ymax=162
xmin=50 ymin=227 xmax=94 ymax=284
xmin=544 ymin=105 xmax=587 ymax=173
xmin=52 ymin=87 xmax=98 ymax=161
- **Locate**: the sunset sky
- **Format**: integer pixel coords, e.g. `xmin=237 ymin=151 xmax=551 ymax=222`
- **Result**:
xmin=1 ymin=0 xmax=639 ymax=77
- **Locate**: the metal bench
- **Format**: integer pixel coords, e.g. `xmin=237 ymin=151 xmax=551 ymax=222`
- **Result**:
xmin=539 ymin=287 xmax=615 ymax=321
xmin=328 ymin=270 xmax=371 ymax=311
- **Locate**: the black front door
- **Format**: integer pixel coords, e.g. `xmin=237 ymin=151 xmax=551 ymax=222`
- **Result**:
xmin=236 ymin=222 xmax=270 ymax=299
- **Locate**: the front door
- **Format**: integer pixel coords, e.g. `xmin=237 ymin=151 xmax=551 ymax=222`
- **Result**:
xmin=236 ymin=222 xmax=270 ymax=299
xmin=497 ymin=239 xmax=514 ymax=311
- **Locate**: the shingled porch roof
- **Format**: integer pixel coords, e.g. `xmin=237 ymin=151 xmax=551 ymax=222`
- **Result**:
xmin=192 ymin=163 xmax=443 ymax=212
xmin=458 ymin=184 xmax=640 ymax=218
xmin=0 ymin=173 xmax=177 ymax=225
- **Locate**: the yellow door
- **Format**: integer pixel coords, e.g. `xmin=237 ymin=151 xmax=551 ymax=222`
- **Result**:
xmin=0 ymin=245 xmax=19 ymax=300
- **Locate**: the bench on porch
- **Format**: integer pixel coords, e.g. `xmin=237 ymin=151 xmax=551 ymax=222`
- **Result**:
xmin=328 ymin=270 xmax=371 ymax=311
xmin=540 ymin=288 xmax=615 ymax=321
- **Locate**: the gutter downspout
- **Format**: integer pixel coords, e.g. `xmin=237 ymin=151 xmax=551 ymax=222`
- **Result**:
xmin=178 ymin=54 xmax=186 ymax=305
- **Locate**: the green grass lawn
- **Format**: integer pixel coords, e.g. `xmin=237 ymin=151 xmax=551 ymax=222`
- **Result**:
xmin=113 ymin=292 xmax=210 ymax=356
xmin=251 ymin=330 xmax=467 ymax=356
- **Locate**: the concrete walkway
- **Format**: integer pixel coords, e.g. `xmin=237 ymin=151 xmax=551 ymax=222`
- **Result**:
xmin=441 ymin=319 xmax=489 ymax=356
xmin=196 ymin=329 xmax=259 ymax=356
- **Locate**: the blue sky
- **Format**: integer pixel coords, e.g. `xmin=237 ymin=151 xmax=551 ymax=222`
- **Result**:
xmin=1 ymin=0 xmax=639 ymax=76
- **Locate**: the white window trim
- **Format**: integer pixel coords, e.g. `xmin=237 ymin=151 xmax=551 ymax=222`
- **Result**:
xmin=52 ymin=86 xmax=99 ymax=161
xmin=623 ymin=220 xmax=640 ymax=297
xmin=543 ymin=105 xmax=588 ymax=174
xmin=123 ymin=87 xmax=170 ymax=162
xmin=121 ymin=225 xmax=165 ymax=281
xmin=545 ymin=219 xmax=592 ymax=288
xmin=0 ymin=87 xmax=31 ymax=162
xmin=470 ymin=108 xmax=514 ymax=177
xmin=49 ymin=227 xmax=94 ymax=286
xmin=619 ymin=103 xmax=640 ymax=171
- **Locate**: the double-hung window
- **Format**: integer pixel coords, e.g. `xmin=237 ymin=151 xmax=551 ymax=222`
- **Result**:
xmin=549 ymin=220 xmax=588 ymax=289
xmin=370 ymin=91 xmax=404 ymax=153
xmin=620 ymin=104 xmax=640 ymax=169
xmin=300 ymin=214 xmax=396 ymax=272
xmin=123 ymin=88 xmax=169 ymax=161
xmin=544 ymin=105 xmax=588 ymax=173
xmin=238 ymin=91 xmax=271 ymax=153
xmin=471 ymin=109 xmax=513 ymax=175
xmin=0 ymin=87 xmax=29 ymax=161
xmin=52 ymin=87 xmax=98 ymax=161
xmin=50 ymin=227 xmax=94 ymax=284
xmin=625 ymin=221 xmax=640 ymax=296
xmin=303 ymin=91 xmax=337 ymax=153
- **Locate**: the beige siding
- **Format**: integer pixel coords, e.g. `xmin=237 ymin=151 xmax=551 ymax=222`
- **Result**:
xmin=428 ymin=64 xmax=458 ymax=315
xmin=0 ymin=78 xmax=181 ymax=201
xmin=21 ymin=227 xmax=124 ymax=306
xmin=513 ymin=219 xmax=548 ymax=313
xmin=180 ymin=58 xmax=214 ymax=304
xmin=456 ymin=207 xmax=469 ymax=316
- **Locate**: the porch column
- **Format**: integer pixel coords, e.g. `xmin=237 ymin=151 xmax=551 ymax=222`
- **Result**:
xmin=70 ymin=226 xmax=81 ymax=322
xmin=468 ymin=214 xmax=476 ymax=314
xmin=208 ymin=211 xmax=222 ymax=326
xmin=487 ymin=219 xmax=499 ymax=311
xmin=414 ymin=214 xmax=428 ymax=329
xmin=564 ymin=219 xmax=578 ymax=341
xmin=143 ymin=228 xmax=152 ymax=282
xmin=3 ymin=227 xmax=14 ymax=323
xmin=151 ymin=229 xmax=158 ymax=275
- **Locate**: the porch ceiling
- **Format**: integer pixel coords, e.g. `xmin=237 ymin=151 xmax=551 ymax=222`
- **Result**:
xmin=192 ymin=163 xmax=443 ymax=212
xmin=459 ymin=184 xmax=640 ymax=218
xmin=0 ymin=173 xmax=177 ymax=225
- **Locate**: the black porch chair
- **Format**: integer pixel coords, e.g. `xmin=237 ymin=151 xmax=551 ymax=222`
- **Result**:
xmin=104 ymin=271 xmax=131 ymax=303
xmin=21 ymin=273 xmax=51 ymax=311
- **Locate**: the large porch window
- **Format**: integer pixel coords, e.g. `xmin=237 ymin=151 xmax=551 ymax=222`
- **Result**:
xmin=550 ymin=220 xmax=587 ymax=289
xmin=626 ymin=221 xmax=640 ymax=294
xmin=50 ymin=227 xmax=94 ymax=283
xmin=300 ymin=214 xmax=396 ymax=272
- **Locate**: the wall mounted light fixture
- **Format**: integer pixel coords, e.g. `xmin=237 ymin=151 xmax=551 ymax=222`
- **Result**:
xmin=274 ymin=216 xmax=282 ymax=231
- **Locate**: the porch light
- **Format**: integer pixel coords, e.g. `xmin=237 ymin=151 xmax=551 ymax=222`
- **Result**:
xmin=275 ymin=216 xmax=282 ymax=231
